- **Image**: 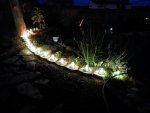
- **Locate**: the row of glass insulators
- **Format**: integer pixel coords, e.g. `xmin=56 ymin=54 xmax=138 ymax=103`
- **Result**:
xmin=22 ymin=30 xmax=122 ymax=78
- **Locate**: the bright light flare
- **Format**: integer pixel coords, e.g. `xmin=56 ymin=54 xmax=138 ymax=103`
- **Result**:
xmin=36 ymin=47 xmax=43 ymax=55
xmin=114 ymin=70 xmax=121 ymax=76
xmin=52 ymin=37 xmax=59 ymax=42
xmin=145 ymin=17 xmax=149 ymax=20
xmin=79 ymin=65 xmax=93 ymax=74
xmin=56 ymin=58 xmax=67 ymax=66
xmin=99 ymin=68 xmax=106 ymax=77
xmin=67 ymin=62 xmax=79 ymax=70
xmin=79 ymin=19 xmax=84 ymax=27
xmin=41 ymin=50 xmax=51 ymax=59
xmin=21 ymin=30 xmax=30 ymax=38
xmin=110 ymin=27 xmax=113 ymax=31
xmin=48 ymin=54 xmax=58 ymax=62
xmin=94 ymin=68 xmax=106 ymax=77
xmin=84 ymin=65 xmax=89 ymax=72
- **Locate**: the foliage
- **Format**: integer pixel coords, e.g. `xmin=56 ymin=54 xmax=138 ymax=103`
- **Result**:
xmin=75 ymin=24 xmax=129 ymax=79
xmin=102 ymin=51 xmax=128 ymax=80
xmin=29 ymin=11 xmax=129 ymax=80
xmin=31 ymin=7 xmax=47 ymax=30
xmin=75 ymin=57 xmax=84 ymax=68
xmin=67 ymin=56 xmax=75 ymax=63
xmin=75 ymin=27 xmax=105 ymax=67
xmin=55 ymin=51 xmax=62 ymax=59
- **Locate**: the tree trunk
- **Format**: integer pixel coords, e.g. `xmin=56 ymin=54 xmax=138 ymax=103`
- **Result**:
xmin=9 ymin=0 xmax=26 ymax=37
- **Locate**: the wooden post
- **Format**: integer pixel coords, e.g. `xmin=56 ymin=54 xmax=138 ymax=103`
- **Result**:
xmin=9 ymin=0 xmax=26 ymax=37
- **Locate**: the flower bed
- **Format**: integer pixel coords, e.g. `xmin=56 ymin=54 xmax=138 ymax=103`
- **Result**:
xmin=21 ymin=30 xmax=128 ymax=80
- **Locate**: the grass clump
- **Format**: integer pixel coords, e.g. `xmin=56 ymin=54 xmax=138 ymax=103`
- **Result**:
xmin=75 ymin=27 xmax=105 ymax=68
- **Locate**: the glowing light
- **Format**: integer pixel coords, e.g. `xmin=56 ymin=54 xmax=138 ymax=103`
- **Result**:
xmin=145 ymin=17 xmax=149 ymax=21
xmin=60 ymin=58 xmax=64 ymax=64
xmin=30 ymin=29 xmax=32 ymax=32
xmin=49 ymin=54 xmax=58 ymax=62
xmin=33 ymin=28 xmax=36 ymax=31
xmin=28 ymin=45 xmax=36 ymax=52
xmin=41 ymin=50 xmax=51 ymax=59
xmin=21 ymin=31 xmax=30 ymax=38
xmin=67 ymin=62 xmax=79 ymax=70
xmin=110 ymin=27 xmax=113 ymax=31
xmin=79 ymin=19 xmax=84 ymax=27
xmin=57 ymin=58 xmax=67 ymax=66
xmin=94 ymin=70 xmax=100 ymax=76
xmin=33 ymin=27 xmax=39 ymax=31
xmin=36 ymin=47 xmax=43 ymax=55
xmin=70 ymin=62 xmax=75 ymax=69
xmin=84 ymin=65 xmax=89 ymax=72
xmin=36 ymin=27 xmax=39 ymax=31
xmin=21 ymin=29 xmax=128 ymax=80
xmin=52 ymin=37 xmax=59 ymax=42
xmin=99 ymin=68 xmax=106 ymax=77
xmin=79 ymin=65 xmax=93 ymax=74
xmin=114 ymin=70 xmax=121 ymax=76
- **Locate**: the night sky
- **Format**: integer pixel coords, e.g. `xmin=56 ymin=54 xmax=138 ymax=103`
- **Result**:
xmin=130 ymin=0 xmax=150 ymax=6
xmin=34 ymin=0 xmax=150 ymax=6
xmin=73 ymin=0 xmax=150 ymax=6
xmin=73 ymin=0 xmax=89 ymax=6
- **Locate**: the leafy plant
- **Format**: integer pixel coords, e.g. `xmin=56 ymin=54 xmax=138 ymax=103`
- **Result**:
xmin=74 ymin=57 xmax=84 ymax=68
xmin=67 ymin=56 xmax=75 ymax=63
xmin=55 ymin=51 xmax=62 ymax=59
xmin=31 ymin=7 xmax=47 ymax=30
xmin=104 ymin=51 xmax=128 ymax=72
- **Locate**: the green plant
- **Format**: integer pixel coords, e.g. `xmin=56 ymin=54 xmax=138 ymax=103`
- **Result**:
xmin=104 ymin=51 xmax=127 ymax=71
xmin=101 ymin=56 xmax=127 ymax=113
xmin=55 ymin=51 xmax=62 ymax=59
xmin=67 ymin=56 xmax=75 ymax=63
xmin=31 ymin=7 xmax=47 ymax=30
xmin=74 ymin=57 xmax=84 ymax=68
xmin=75 ymin=28 xmax=105 ymax=67
xmin=101 ymin=56 xmax=128 ymax=113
